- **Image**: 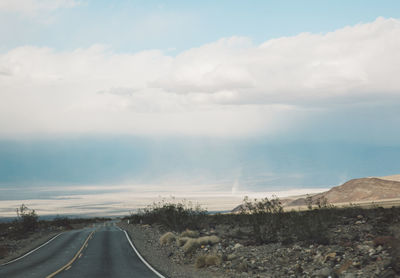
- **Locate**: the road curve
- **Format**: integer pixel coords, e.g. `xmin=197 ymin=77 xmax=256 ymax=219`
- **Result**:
xmin=0 ymin=224 xmax=162 ymax=278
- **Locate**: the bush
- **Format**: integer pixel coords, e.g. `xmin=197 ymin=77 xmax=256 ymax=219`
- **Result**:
xmin=129 ymin=199 xmax=207 ymax=232
xmin=159 ymin=232 xmax=176 ymax=245
xmin=183 ymin=238 xmax=200 ymax=253
xmin=177 ymin=236 xmax=191 ymax=247
xmin=196 ymin=235 xmax=220 ymax=245
xmin=283 ymin=210 xmax=332 ymax=244
xmin=180 ymin=229 xmax=199 ymax=238
xmin=239 ymin=196 xmax=337 ymax=244
xmin=240 ymin=196 xmax=284 ymax=244
xmin=195 ymin=255 xmax=206 ymax=268
xmin=52 ymin=216 xmax=72 ymax=229
xmin=15 ymin=204 xmax=38 ymax=233
xmin=195 ymin=254 xmax=221 ymax=268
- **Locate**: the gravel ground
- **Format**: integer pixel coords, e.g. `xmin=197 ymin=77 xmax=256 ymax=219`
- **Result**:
xmin=118 ymin=222 xmax=223 ymax=278
xmin=118 ymin=216 xmax=400 ymax=278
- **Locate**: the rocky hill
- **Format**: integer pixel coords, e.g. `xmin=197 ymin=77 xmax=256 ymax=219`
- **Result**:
xmin=286 ymin=176 xmax=400 ymax=207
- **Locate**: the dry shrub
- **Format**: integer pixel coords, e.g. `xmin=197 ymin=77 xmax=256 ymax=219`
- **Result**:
xmin=183 ymin=238 xmax=200 ymax=253
xmin=177 ymin=236 xmax=191 ymax=247
xmin=180 ymin=229 xmax=199 ymax=238
xmin=178 ymin=235 xmax=219 ymax=250
xmin=195 ymin=254 xmax=221 ymax=268
xmin=129 ymin=199 xmax=207 ymax=232
xmin=195 ymin=255 xmax=206 ymax=268
xmin=196 ymin=235 xmax=220 ymax=246
xmin=205 ymin=254 xmax=221 ymax=266
xmin=159 ymin=232 xmax=175 ymax=245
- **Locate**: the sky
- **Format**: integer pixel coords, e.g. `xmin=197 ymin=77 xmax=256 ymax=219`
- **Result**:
xmin=1 ymin=0 xmax=400 ymax=215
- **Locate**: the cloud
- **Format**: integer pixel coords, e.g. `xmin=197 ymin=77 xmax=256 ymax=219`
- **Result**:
xmin=0 ymin=17 xmax=399 ymax=138
xmin=0 ymin=0 xmax=79 ymax=16
xmin=159 ymin=17 xmax=400 ymax=106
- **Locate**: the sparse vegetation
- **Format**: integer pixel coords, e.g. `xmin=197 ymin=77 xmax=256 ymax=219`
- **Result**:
xmin=182 ymin=238 xmax=200 ymax=253
xmin=240 ymin=196 xmax=284 ymax=244
xmin=196 ymin=235 xmax=220 ymax=246
xmin=52 ymin=215 xmax=73 ymax=229
xmin=129 ymin=196 xmax=400 ymax=248
xmin=175 ymin=235 xmax=220 ymax=253
xmin=176 ymin=236 xmax=191 ymax=247
xmin=117 ymin=186 xmax=400 ymax=278
xmin=129 ymin=199 xmax=207 ymax=232
xmin=2 ymin=207 xmax=110 ymax=237
xmin=118 ymin=194 xmax=400 ymax=278
xmin=159 ymin=232 xmax=175 ymax=245
xmin=15 ymin=204 xmax=38 ymax=234
xmin=0 ymin=205 xmax=112 ymax=263
xmin=195 ymin=254 xmax=221 ymax=268
xmin=180 ymin=229 xmax=199 ymax=238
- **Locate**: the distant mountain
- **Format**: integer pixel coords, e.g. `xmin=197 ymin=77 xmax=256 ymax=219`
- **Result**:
xmin=380 ymin=174 xmax=400 ymax=182
xmin=286 ymin=176 xmax=400 ymax=207
xmin=230 ymin=175 xmax=400 ymax=212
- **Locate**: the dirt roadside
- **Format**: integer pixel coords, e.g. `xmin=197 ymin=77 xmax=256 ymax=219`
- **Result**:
xmin=0 ymin=230 xmax=60 ymax=265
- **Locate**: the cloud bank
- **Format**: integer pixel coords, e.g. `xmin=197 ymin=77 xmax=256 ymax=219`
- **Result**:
xmin=0 ymin=0 xmax=79 ymax=16
xmin=0 ymin=17 xmax=399 ymax=138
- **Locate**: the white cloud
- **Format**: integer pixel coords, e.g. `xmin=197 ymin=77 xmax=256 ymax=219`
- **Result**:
xmin=0 ymin=17 xmax=399 ymax=138
xmin=0 ymin=0 xmax=79 ymax=16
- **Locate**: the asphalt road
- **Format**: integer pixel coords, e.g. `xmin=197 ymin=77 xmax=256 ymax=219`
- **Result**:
xmin=0 ymin=224 xmax=162 ymax=278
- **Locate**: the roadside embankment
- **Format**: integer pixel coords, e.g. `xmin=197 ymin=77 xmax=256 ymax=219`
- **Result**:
xmin=118 ymin=222 xmax=221 ymax=278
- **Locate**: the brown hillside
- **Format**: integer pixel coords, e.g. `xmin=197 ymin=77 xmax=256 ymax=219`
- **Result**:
xmin=286 ymin=177 xmax=400 ymax=206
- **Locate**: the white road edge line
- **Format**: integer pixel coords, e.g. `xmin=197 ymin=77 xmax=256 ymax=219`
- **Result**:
xmin=116 ymin=226 xmax=166 ymax=278
xmin=0 ymin=233 xmax=63 ymax=266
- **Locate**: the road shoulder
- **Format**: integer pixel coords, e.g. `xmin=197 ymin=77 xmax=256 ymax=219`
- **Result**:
xmin=118 ymin=222 xmax=221 ymax=278
xmin=0 ymin=230 xmax=60 ymax=265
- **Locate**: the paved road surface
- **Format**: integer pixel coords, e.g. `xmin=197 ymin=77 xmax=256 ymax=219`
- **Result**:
xmin=0 ymin=224 xmax=161 ymax=278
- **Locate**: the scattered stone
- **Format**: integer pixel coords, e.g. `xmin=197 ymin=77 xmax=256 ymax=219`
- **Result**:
xmin=237 ymin=262 xmax=248 ymax=272
xmin=233 ymin=243 xmax=243 ymax=249
xmin=117 ymin=207 xmax=400 ymax=278
xmin=324 ymin=252 xmax=336 ymax=262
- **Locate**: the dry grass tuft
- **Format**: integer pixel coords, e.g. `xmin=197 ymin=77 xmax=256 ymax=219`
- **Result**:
xmin=196 ymin=235 xmax=220 ymax=246
xmin=183 ymin=238 xmax=200 ymax=253
xmin=180 ymin=229 xmax=199 ymax=238
xmin=159 ymin=232 xmax=175 ymax=245
xmin=195 ymin=255 xmax=206 ymax=268
xmin=205 ymin=254 xmax=221 ymax=266
xmin=195 ymin=254 xmax=221 ymax=268
xmin=177 ymin=236 xmax=191 ymax=247
xmin=182 ymin=236 xmax=220 ymax=253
